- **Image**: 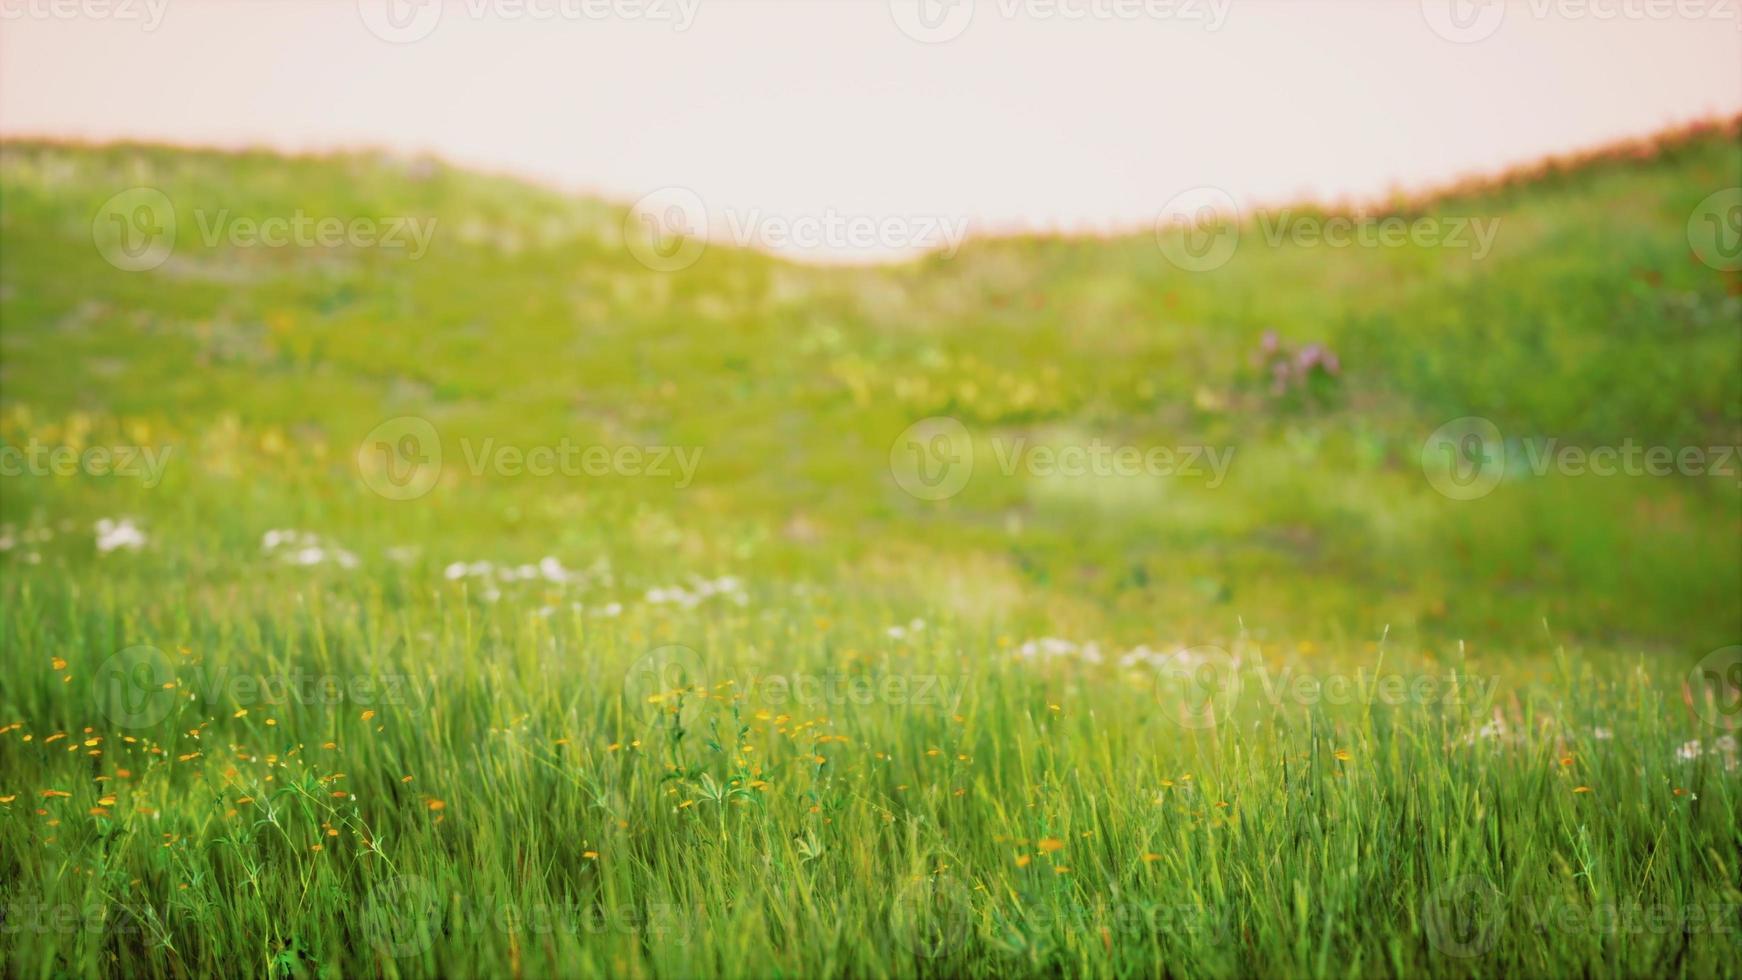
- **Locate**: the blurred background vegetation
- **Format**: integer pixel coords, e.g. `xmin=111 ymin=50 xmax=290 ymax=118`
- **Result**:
xmin=1 ymin=122 xmax=1738 ymax=661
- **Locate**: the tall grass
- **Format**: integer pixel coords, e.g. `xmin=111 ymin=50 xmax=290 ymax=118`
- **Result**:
xmin=2 ymin=565 xmax=1737 ymax=977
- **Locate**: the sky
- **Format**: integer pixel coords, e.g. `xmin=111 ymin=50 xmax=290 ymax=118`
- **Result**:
xmin=2 ymin=0 xmax=1738 ymax=261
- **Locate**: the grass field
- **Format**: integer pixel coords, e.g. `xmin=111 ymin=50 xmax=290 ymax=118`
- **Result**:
xmin=1 ymin=121 xmax=1740 ymax=977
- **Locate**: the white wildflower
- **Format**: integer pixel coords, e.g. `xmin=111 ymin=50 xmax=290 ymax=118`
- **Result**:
xmin=95 ymin=517 xmax=146 ymax=553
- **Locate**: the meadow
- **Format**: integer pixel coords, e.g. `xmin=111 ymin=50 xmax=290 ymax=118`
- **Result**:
xmin=0 ymin=121 xmax=1739 ymax=977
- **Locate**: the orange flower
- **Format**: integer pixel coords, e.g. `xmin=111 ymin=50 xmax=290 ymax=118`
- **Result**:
xmin=1037 ymin=837 xmax=1065 ymax=854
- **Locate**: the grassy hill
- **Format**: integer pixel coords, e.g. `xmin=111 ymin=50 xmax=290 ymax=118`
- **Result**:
xmin=1 ymin=125 xmax=1739 ymax=978
xmin=2 ymin=124 xmax=1737 ymax=653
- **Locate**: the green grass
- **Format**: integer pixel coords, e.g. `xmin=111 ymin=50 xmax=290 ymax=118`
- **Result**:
xmin=1 ymin=124 xmax=1739 ymax=977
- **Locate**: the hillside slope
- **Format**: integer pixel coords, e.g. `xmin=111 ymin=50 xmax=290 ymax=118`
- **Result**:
xmin=1 ymin=126 xmax=1738 ymax=653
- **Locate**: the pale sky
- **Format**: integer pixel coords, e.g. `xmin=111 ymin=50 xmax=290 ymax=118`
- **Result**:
xmin=2 ymin=0 xmax=1738 ymax=261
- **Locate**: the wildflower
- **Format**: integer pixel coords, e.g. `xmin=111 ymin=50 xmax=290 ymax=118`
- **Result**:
xmin=1333 ymin=749 xmax=1352 ymax=762
xmin=1573 ymin=786 xmax=1592 ymax=794
xmin=95 ymin=518 xmax=147 ymax=553
xmin=1015 ymin=854 xmax=1031 ymax=867
xmin=1037 ymin=837 xmax=1064 ymax=854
